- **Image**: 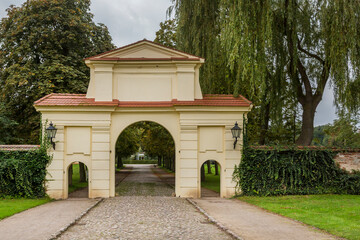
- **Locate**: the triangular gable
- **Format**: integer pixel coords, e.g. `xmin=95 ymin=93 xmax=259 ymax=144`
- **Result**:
xmin=85 ymin=39 xmax=203 ymax=61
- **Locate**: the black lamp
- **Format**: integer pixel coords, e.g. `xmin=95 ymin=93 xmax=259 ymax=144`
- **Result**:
xmin=231 ymin=121 xmax=241 ymax=149
xmin=46 ymin=122 xmax=57 ymax=150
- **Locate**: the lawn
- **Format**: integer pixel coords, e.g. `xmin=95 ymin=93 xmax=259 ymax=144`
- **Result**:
xmin=238 ymin=194 xmax=360 ymax=240
xmin=68 ymin=163 xmax=88 ymax=193
xmin=201 ymin=163 xmax=220 ymax=193
xmin=0 ymin=198 xmax=51 ymax=220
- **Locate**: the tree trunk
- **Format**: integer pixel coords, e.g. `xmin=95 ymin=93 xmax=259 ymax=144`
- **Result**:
xmin=206 ymin=161 xmax=212 ymax=174
xmin=214 ymin=162 xmax=219 ymax=175
xmin=201 ymin=164 xmax=205 ymax=182
xmin=79 ymin=162 xmax=86 ymax=182
xmin=295 ymin=101 xmax=317 ymax=145
xmin=68 ymin=164 xmax=73 ymax=186
xmin=117 ymin=155 xmax=123 ymax=169
xmin=158 ymin=156 xmax=161 ymax=166
xmin=259 ymin=102 xmax=270 ymax=145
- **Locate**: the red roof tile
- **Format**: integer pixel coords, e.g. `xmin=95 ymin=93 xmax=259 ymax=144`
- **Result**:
xmin=34 ymin=93 xmax=251 ymax=108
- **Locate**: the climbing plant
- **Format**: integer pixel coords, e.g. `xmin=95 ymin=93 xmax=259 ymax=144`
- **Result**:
xmin=234 ymin=146 xmax=360 ymax=196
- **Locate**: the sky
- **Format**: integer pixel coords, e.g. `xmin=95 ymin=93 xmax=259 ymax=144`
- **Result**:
xmin=0 ymin=0 xmax=337 ymax=126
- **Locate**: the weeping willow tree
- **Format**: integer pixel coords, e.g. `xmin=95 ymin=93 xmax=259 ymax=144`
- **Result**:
xmin=221 ymin=0 xmax=360 ymax=145
xmin=169 ymin=0 xmax=298 ymax=144
xmin=168 ymin=0 xmax=232 ymax=94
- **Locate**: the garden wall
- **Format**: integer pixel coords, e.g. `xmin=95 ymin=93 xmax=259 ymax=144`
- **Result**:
xmin=0 ymin=145 xmax=50 ymax=198
xmin=334 ymin=151 xmax=360 ymax=171
xmin=234 ymin=146 xmax=360 ymax=196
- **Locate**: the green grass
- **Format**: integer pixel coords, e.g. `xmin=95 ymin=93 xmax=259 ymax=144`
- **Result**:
xmin=0 ymin=198 xmax=51 ymax=220
xmin=238 ymin=195 xmax=360 ymax=240
xmin=201 ymin=163 xmax=220 ymax=193
xmin=68 ymin=163 xmax=88 ymax=193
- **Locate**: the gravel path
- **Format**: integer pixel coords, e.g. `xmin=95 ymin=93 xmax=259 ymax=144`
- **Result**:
xmin=58 ymin=165 xmax=232 ymax=240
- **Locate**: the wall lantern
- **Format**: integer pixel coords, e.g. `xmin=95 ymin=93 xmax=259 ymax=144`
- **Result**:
xmin=46 ymin=122 xmax=57 ymax=150
xmin=231 ymin=121 xmax=242 ymax=149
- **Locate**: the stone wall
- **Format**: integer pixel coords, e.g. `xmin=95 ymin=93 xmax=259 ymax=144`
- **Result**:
xmin=334 ymin=151 xmax=360 ymax=172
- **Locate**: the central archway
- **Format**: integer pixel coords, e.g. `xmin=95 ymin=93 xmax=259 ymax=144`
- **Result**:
xmin=110 ymin=115 xmax=179 ymax=197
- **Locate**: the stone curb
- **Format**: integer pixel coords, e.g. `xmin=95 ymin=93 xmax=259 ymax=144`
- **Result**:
xmin=48 ymin=198 xmax=104 ymax=240
xmin=186 ymin=198 xmax=243 ymax=240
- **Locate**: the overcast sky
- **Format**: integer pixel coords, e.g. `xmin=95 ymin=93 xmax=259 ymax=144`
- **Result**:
xmin=0 ymin=0 xmax=337 ymax=126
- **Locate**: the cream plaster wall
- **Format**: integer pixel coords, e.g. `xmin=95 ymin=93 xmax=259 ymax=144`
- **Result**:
xmin=85 ymin=41 xmax=204 ymax=102
xmin=38 ymin=106 xmax=247 ymax=199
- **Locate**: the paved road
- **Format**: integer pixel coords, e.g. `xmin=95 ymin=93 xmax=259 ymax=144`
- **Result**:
xmin=58 ymin=164 xmax=232 ymax=240
xmin=0 ymin=198 xmax=100 ymax=240
xmin=192 ymin=197 xmax=338 ymax=240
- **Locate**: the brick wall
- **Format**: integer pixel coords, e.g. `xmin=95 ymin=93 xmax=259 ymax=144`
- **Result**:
xmin=334 ymin=151 xmax=360 ymax=172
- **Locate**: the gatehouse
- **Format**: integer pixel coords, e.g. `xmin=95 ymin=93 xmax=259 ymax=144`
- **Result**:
xmin=34 ymin=40 xmax=252 ymax=199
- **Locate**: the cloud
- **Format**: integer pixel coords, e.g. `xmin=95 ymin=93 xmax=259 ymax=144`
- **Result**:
xmin=90 ymin=0 xmax=171 ymax=47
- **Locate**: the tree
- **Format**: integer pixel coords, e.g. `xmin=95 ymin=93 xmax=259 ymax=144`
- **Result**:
xmin=154 ymin=19 xmax=177 ymax=48
xmin=169 ymin=0 xmax=231 ymax=94
xmin=0 ymin=0 xmax=114 ymax=143
xmin=0 ymin=102 xmax=19 ymax=144
xmin=220 ymin=0 xmax=360 ymax=145
xmin=170 ymin=0 xmax=300 ymax=146
xmin=141 ymin=122 xmax=175 ymax=171
xmin=115 ymin=126 xmax=140 ymax=168
xmin=324 ymin=115 xmax=360 ymax=149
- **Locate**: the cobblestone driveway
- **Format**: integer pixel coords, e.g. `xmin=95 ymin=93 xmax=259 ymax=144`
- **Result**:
xmin=58 ymin=165 xmax=232 ymax=240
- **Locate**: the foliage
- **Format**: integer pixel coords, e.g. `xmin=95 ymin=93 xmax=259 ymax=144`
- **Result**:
xmin=324 ymin=115 xmax=360 ymax=148
xmin=0 ymin=198 xmax=51 ymax=220
xmin=141 ymin=122 xmax=175 ymax=161
xmin=170 ymin=0 xmax=360 ymax=145
xmin=312 ymin=115 xmax=360 ymax=148
xmin=115 ymin=126 xmax=141 ymax=160
xmin=154 ymin=19 xmax=177 ymax=48
xmin=201 ymin=163 xmax=220 ymax=193
xmin=0 ymin=0 xmax=114 ymax=144
xmin=234 ymin=146 xmax=360 ymax=196
xmin=0 ymin=102 xmax=19 ymax=144
xmin=122 ymin=160 xmax=157 ymax=164
xmin=169 ymin=0 xmax=230 ymax=94
xmin=115 ymin=121 xmax=175 ymax=171
xmin=238 ymin=195 xmax=360 ymax=240
xmin=0 ymin=145 xmax=51 ymax=198
xmin=220 ymin=0 xmax=360 ymax=145
xmin=68 ymin=163 xmax=88 ymax=193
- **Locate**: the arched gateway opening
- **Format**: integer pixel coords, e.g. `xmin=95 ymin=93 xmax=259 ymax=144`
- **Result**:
xmin=35 ymin=40 xmax=251 ymax=199
xmin=200 ymin=160 xmax=221 ymax=197
xmin=67 ymin=161 xmax=89 ymax=198
xmin=114 ymin=121 xmax=176 ymax=196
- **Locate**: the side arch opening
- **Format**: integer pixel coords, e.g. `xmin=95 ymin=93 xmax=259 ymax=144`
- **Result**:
xmin=67 ymin=161 xmax=89 ymax=198
xmin=200 ymin=160 xmax=221 ymax=197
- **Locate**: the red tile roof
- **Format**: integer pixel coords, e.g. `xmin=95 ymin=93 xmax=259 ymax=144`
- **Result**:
xmin=85 ymin=39 xmax=203 ymax=61
xmin=0 ymin=145 xmax=40 ymax=151
xmin=34 ymin=93 xmax=252 ymax=108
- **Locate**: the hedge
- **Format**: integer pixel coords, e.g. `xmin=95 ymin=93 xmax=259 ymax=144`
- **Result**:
xmin=0 ymin=146 xmax=51 ymax=198
xmin=233 ymin=146 xmax=360 ymax=196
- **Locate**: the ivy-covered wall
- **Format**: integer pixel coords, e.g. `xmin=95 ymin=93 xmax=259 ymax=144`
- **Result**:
xmin=0 ymin=146 xmax=51 ymax=198
xmin=233 ymin=146 xmax=360 ymax=196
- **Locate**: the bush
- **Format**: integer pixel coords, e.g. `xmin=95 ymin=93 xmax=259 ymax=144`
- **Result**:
xmin=0 ymin=146 xmax=51 ymax=198
xmin=122 ymin=159 xmax=157 ymax=164
xmin=233 ymin=146 xmax=360 ymax=196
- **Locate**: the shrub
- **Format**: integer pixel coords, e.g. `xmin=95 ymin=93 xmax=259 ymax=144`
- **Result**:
xmin=0 ymin=146 xmax=51 ymax=198
xmin=233 ymin=146 xmax=360 ymax=196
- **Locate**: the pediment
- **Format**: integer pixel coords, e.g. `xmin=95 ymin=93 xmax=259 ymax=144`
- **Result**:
xmin=86 ymin=39 xmax=203 ymax=61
